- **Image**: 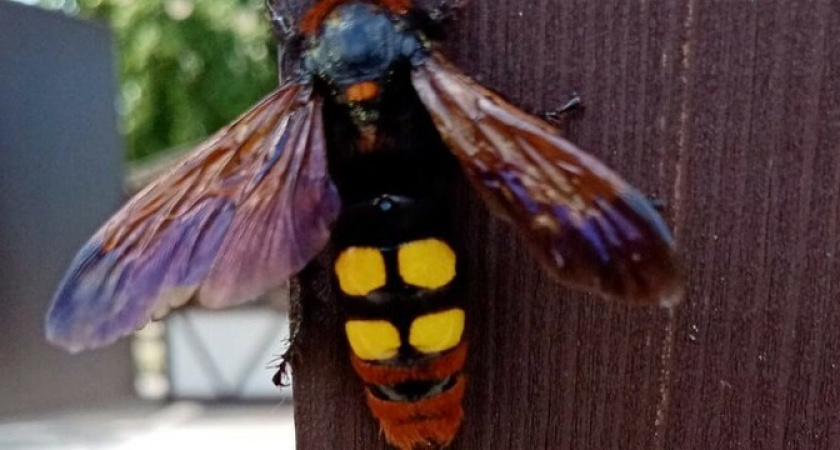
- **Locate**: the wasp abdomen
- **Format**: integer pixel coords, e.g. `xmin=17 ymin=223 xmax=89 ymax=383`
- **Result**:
xmin=331 ymin=194 xmax=467 ymax=449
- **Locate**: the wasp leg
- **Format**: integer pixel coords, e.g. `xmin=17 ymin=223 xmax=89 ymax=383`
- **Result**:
xmin=648 ymin=196 xmax=667 ymax=212
xmin=272 ymin=345 xmax=294 ymax=387
xmin=272 ymin=290 xmax=304 ymax=388
xmin=266 ymin=0 xmax=304 ymax=82
xmin=428 ymin=0 xmax=470 ymax=24
xmin=266 ymin=0 xmax=299 ymax=45
xmin=542 ymin=93 xmax=584 ymax=126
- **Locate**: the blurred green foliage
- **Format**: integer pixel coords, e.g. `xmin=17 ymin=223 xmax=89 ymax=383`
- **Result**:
xmin=43 ymin=0 xmax=278 ymax=160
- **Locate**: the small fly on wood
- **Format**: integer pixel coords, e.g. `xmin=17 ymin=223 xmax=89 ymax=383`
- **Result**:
xmin=46 ymin=1 xmax=684 ymax=449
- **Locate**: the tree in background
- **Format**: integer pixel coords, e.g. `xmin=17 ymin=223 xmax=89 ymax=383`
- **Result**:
xmin=40 ymin=0 xmax=278 ymax=161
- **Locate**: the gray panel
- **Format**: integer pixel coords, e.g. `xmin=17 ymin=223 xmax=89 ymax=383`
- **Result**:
xmin=0 ymin=0 xmax=133 ymax=416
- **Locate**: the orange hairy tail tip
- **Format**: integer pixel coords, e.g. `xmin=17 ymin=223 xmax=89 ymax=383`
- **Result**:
xmin=351 ymin=343 xmax=468 ymax=449
xmin=301 ymin=0 xmax=412 ymax=34
xmin=366 ymin=377 xmax=466 ymax=450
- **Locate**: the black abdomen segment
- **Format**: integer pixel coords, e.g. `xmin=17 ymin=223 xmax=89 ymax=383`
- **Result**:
xmin=332 ymin=194 xmax=465 ymax=365
xmin=330 ymin=193 xmax=468 ymax=449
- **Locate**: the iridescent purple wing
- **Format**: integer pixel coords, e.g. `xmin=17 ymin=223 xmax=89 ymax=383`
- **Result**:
xmin=46 ymin=83 xmax=340 ymax=352
xmin=412 ymin=53 xmax=683 ymax=306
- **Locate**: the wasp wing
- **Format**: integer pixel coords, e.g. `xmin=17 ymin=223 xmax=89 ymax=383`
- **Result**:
xmin=46 ymin=83 xmax=340 ymax=352
xmin=412 ymin=53 xmax=683 ymax=306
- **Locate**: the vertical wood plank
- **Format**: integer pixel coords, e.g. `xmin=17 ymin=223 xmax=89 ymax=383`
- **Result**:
xmin=666 ymin=0 xmax=840 ymax=449
xmin=291 ymin=0 xmax=840 ymax=448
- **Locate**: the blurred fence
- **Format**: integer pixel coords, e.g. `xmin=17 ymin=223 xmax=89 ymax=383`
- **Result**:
xmin=0 ymin=0 xmax=132 ymax=416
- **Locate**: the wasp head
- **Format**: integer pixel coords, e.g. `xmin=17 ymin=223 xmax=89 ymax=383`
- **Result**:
xmin=303 ymin=3 xmax=427 ymax=122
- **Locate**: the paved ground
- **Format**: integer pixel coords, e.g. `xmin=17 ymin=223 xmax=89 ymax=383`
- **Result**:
xmin=0 ymin=403 xmax=296 ymax=450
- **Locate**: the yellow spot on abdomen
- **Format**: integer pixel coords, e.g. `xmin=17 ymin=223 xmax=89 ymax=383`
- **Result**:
xmin=334 ymin=247 xmax=387 ymax=296
xmin=409 ymin=308 xmax=465 ymax=354
xmin=345 ymin=320 xmax=401 ymax=361
xmin=398 ymin=239 xmax=456 ymax=289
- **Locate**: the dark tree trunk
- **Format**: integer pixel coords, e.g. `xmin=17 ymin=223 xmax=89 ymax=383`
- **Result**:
xmin=291 ymin=0 xmax=840 ymax=448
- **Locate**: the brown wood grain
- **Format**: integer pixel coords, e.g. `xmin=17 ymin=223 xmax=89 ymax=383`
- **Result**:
xmin=290 ymin=0 xmax=840 ymax=448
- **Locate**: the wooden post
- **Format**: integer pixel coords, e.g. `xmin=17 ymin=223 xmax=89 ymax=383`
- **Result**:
xmin=292 ymin=0 xmax=840 ymax=448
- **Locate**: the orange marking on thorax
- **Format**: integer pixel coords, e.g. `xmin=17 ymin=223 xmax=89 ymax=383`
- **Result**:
xmin=345 ymin=81 xmax=381 ymax=102
xmin=301 ymin=0 xmax=412 ymax=34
